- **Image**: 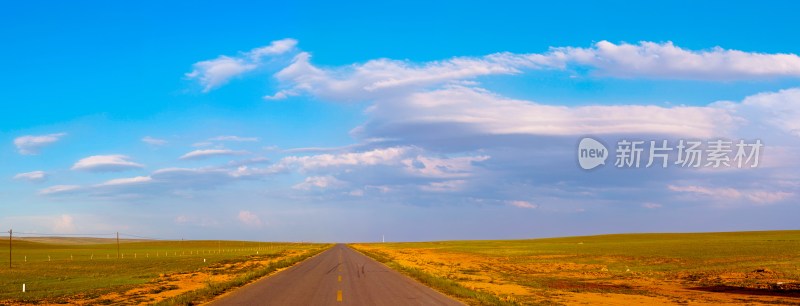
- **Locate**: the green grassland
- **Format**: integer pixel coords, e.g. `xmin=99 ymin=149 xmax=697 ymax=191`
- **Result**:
xmin=366 ymin=230 xmax=800 ymax=274
xmin=0 ymin=238 xmax=330 ymax=304
xmin=351 ymin=230 xmax=800 ymax=305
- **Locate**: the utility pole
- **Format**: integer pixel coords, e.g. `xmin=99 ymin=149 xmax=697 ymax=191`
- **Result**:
xmin=8 ymin=229 xmax=11 ymax=269
xmin=116 ymin=232 xmax=120 ymax=259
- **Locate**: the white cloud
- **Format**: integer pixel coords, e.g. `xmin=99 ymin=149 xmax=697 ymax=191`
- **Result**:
xmin=14 ymin=133 xmax=66 ymax=155
xmin=277 ymin=147 xmax=489 ymax=195
xmin=71 ymin=155 xmax=144 ymax=172
xmin=227 ymin=157 xmax=271 ymax=167
xmin=254 ymin=41 xmax=800 ymax=143
xmin=186 ymin=38 xmax=297 ymax=92
xmin=187 ymin=56 xmax=256 ymax=91
xmin=667 ymin=184 xmax=793 ymax=205
xmin=39 ymin=162 xmax=287 ymax=199
xmin=142 ymin=136 xmax=168 ymax=146
xmin=714 ymin=87 xmax=800 ymax=137
xmin=420 ymin=180 xmax=467 ymax=192
xmin=549 ymin=41 xmax=800 ymax=80
xmin=402 ymin=154 xmax=489 ymax=178
xmin=667 ymin=185 xmax=742 ymax=198
xmin=180 ymin=149 xmax=249 ymax=160
xmin=97 ymin=176 xmax=153 ymax=187
xmin=507 ymin=200 xmax=538 ymax=209
xmin=191 ymin=40 xmax=797 ymax=143
xmin=209 ymin=135 xmax=259 ymax=142
xmin=39 ymin=185 xmax=81 ymax=195
xmin=293 ymin=175 xmax=346 ymax=190
xmin=265 ymin=40 xmax=800 ymax=103
xmin=13 ymin=171 xmax=47 ymax=182
xmin=248 ymin=38 xmax=298 ymax=58
xmin=642 ymin=202 xmax=662 ymax=209
xmin=355 ymin=86 xmax=734 ymax=141
xmin=269 ymin=51 xmax=526 ymax=101
xmin=280 ymin=147 xmax=409 ymax=170
xmin=53 ymin=214 xmax=76 ymax=233
xmin=238 ymin=210 xmax=263 ymax=227
xmin=745 ymin=191 xmax=794 ymax=205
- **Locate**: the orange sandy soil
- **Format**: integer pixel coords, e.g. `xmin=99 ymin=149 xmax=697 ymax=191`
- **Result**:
xmin=24 ymin=250 xmax=307 ymax=306
xmin=355 ymin=245 xmax=800 ymax=305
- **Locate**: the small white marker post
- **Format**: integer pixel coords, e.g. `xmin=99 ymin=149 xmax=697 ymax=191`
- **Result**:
xmin=24 ymin=256 xmax=26 ymax=262
xmin=48 ymin=256 xmax=50 ymax=262
xmin=203 ymin=258 xmax=206 ymax=263
xmin=22 ymin=284 xmax=25 ymax=293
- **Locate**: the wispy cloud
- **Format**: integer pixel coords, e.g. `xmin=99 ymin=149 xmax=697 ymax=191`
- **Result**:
xmin=507 ymin=200 xmax=538 ymax=209
xmin=180 ymin=149 xmax=249 ymax=160
xmin=14 ymin=133 xmax=66 ymax=155
xmin=668 ymin=184 xmax=794 ymax=205
xmin=141 ymin=136 xmax=168 ymax=146
xmin=186 ymin=38 xmax=297 ymax=91
xmin=293 ymin=175 xmax=346 ymax=190
xmin=420 ymin=180 xmax=467 ymax=192
xmin=548 ymin=41 xmax=800 ymax=80
xmin=13 ymin=171 xmax=48 ymax=182
xmin=261 ymin=40 xmax=800 ymax=103
xmin=39 ymin=185 xmax=81 ymax=195
xmin=642 ymin=202 xmax=662 ymax=209
xmin=40 ymin=163 xmax=286 ymax=199
xmin=96 ymin=176 xmax=153 ymax=187
xmin=209 ymin=135 xmax=259 ymax=142
xmin=238 ymin=210 xmax=263 ymax=227
xmin=71 ymin=155 xmax=144 ymax=172
xmin=279 ymin=147 xmax=408 ymax=170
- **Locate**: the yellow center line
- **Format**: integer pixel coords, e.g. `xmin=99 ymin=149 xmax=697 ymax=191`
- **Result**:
xmin=337 ymin=290 xmax=343 ymax=302
xmin=338 ymin=275 xmax=342 ymax=282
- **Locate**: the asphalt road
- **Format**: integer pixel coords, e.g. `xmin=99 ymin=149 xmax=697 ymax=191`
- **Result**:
xmin=208 ymin=244 xmax=464 ymax=306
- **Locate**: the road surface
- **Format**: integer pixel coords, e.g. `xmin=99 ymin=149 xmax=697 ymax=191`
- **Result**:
xmin=208 ymin=244 xmax=464 ymax=305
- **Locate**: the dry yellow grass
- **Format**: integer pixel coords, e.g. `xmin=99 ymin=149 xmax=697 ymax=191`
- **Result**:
xmin=351 ymin=231 xmax=800 ymax=305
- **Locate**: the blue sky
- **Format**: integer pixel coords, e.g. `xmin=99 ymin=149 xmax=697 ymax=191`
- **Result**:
xmin=1 ymin=1 xmax=799 ymax=242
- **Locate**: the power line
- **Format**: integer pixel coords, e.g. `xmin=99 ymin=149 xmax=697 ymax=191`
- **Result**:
xmin=14 ymin=232 xmax=115 ymax=237
xmin=12 ymin=231 xmax=177 ymax=241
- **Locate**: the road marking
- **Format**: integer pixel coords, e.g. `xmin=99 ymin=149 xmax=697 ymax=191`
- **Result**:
xmin=338 ymin=275 xmax=342 ymax=282
xmin=337 ymin=290 xmax=342 ymax=302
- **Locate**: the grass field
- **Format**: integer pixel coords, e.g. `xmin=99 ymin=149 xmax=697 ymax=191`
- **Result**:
xmin=351 ymin=230 xmax=800 ymax=305
xmin=0 ymin=237 xmax=331 ymax=305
